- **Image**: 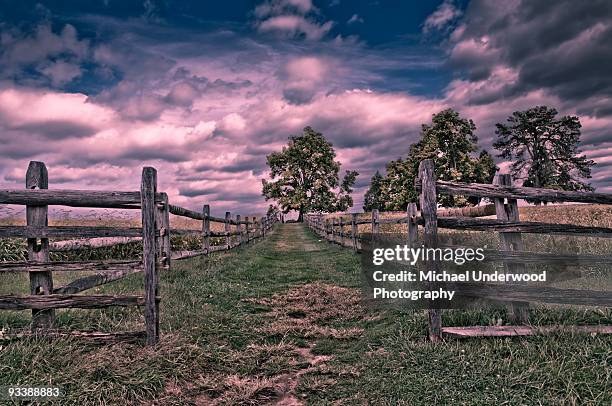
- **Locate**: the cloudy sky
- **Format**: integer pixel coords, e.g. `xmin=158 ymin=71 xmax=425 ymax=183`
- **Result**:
xmin=1 ymin=0 xmax=611 ymax=216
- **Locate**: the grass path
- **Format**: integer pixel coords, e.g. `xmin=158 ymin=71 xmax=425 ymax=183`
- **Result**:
xmin=0 ymin=224 xmax=611 ymax=405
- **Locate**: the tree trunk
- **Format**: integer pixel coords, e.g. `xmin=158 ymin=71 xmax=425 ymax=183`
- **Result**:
xmin=297 ymin=209 xmax=304 ymax=223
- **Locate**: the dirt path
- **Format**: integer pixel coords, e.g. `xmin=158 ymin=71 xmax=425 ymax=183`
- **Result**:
xmin=274 ymin=223 xmax=323 ymax=252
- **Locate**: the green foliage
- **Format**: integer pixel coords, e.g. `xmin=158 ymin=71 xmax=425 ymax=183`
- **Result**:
xmin=362 ymin=171 xmax=384 ymax=211
xmin=266 ymin=204 xmax=280 ymax=219
xmin=380 ymin=157 xmax=417 ymax=211
xmin=368 ymin=109 xmax=498 ymax=210
xmin=494 ymin=106 xmax=595 ymax=203
xmin=262 ymin=127 xmax=358 ymax=221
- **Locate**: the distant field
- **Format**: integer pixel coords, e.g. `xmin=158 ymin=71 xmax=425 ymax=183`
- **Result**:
xmin=519 ymin=204 xmax=612 ymax=227
xmin=316 ymin=204 xmax=612 ymax=256
xmin=0 ymin=211 xmax=262 ymax=262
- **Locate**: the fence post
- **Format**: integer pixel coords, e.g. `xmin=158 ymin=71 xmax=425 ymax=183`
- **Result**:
xmin=332 ymin=218 xmax=337 ymax=243
xmin=236 ymin=214 xmax=242 ymax=247
xmin=407 ymin=203 xmax=418 ymax=248
xmin=494 ymin=174 xmax=529 ymax=324
xmin=339 ymin=216 xmax=344 ymax=247
xmin=372 ymin=209 xmax=379 ymax=241
xmin=245 ymin=216 xmax=250 ymax=243
xmin=225 ymin=211 xmax=231 ymax=249
xmin=325 ymin=219 xmax=331 ymax=243
xmin=156 ymin=193 xmax=170 ymax=270
xmin=26 ymin=161 xmax=54 ymax=331
xmin=351 ymin=213 xmax=358 ymax=250
xmin=320 ymin=216 xmax=324 ymax=237
xmin=418 ymin=159 xmax=442 ymax=342
xmin=202 ymin=204 xmax=210 ymax=256
xmin=261 ymin=216 xmax=266 ymax=238
xmin=141 ymin=167 xmax=159 ymax=346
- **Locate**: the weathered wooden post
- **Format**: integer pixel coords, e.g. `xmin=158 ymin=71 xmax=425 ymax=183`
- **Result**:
xmin=372 ymin=209 xmax=379 ymax=242
xmin=26 ymin=161 xmax=54 ymax=331
xmin=372 ymin=209 xmax=379 ymax=234
xmin=418 ymin=159 xmax=442 ymax=341
xmin=225 ymin=211 xmax=231 ymax=249
xmin=261 ymin=216 xmax=266 ymax=238
xmin=325 ymin=218 xmax=331 ymax=243
xmin=156 ymin=192 xmax=170 ymax=270
xmin=494 ymin=174 xmax=529 ymax=324
xmin=245 ymin=216 xmax=250 ymax=243
xmin=351 ymin=213 xmax=358 ymax=250
xmin=236 ymin=214 xmax=242 ymax=247
xmin=407 ymin=203 xmax=418 ymax=248
xmin=141 ymin=167 xmax=159 ymax=345
xmin=331 ymin=218 xmax=336 ymax=244
xmin=202 ymin=204 xmax=210 ymax=255
xmin=339 ymin=216 xmax=344 ymax=247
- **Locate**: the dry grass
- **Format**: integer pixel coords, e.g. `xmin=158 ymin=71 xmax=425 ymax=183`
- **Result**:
xmin=247 ymin=282 xmax=365 ymax=340
xmin=0 ymin=208 xmax=265 ymax=263
xmin=519 ymin=204 xmax=612 ymax=227
xmin=314 ymin=204 xmax=612 ymax=256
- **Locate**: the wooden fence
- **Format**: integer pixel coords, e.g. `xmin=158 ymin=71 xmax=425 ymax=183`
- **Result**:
xmin=0 ymin=161 xmax=278 ymax=346
xmin=306 ymin=158 xmax=612 ymax=340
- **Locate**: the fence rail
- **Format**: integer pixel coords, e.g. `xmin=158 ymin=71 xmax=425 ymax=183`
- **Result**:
xmin=0 ymin=161 xmax=278 ymax=346
xmin=306 ymin=158 xmax=612 ymax=340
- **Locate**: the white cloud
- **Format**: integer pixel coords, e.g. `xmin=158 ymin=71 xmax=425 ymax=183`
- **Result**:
xmin=258 ymin=15 xmax=333 ymax=40
xmin=254 ymin=0 xmax=332 ymax=41
xmin=37 ymin=60 xmax=83 ymax=86
xmin=423 ymin=0 xmax=462 ymax=33
xmin=347 ymin=14 xmax=364 ymax=25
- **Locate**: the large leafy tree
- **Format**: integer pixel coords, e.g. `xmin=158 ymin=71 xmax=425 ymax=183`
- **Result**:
xmin=363 ymin=171 xmax=384 ymax=211
xmin=407 ymin=109 xmax=493 ymax=207
xmin=379 ymin=157 xmax=417 ymax=211
xmin=494 ymin=106 xmax=595 ymax=203
xmin=369 ymin=109 xmax=498 ymax=209
xmin=262 ymin=127 xmax=358 ymax=222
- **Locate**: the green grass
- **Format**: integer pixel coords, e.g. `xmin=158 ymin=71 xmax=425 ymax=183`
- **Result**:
xmin=0 ymin=224 xmax=611 ymax=405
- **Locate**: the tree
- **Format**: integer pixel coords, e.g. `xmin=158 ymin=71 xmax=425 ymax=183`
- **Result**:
xmin=380 ymin=157 xmax=416 ymax=211
xmin=262 ymin=127 xmax=359 ymax=222
xmin=363 ymin=171 xmax=384 ymax=211
xmin=471 ymin=150 xmax=499 ymax=204
xmin=376 ymin=109 xmax=497 ymax=210
xmin=266 ymin=204 xmax=280 ymax=219
xmin=408 ymin=109 xmax=485 ymax=206
xmin=369 ymin=109 xmax=498 ymax=209
xmin=494 ymin=106 xmax=595 ymax=203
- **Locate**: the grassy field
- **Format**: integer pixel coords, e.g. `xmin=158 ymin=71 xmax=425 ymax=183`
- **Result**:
xmin=0 ymin=222 xmax=611 ymax=405
xmin=0 ymin=211 xmax=242 ymax=262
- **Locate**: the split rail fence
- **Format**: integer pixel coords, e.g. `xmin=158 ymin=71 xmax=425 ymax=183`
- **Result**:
xmin=306 ymin=158 xmax=612 ymax=341
xmin=0 ymin=161 xmax=277 ymax=346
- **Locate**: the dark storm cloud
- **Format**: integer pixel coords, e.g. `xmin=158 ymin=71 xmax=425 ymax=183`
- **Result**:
xmin=451 ymin=0 xmax=612 ymax=114
xmin=192 ymin=155 xmax=267 ymax=174
xmin=179 ymin=186 xmax=261 ymax=202
xmin=7 ymin=120 xmax=97 ymax=139
xmin=178 ymin=186 xmax=216 ymax=197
